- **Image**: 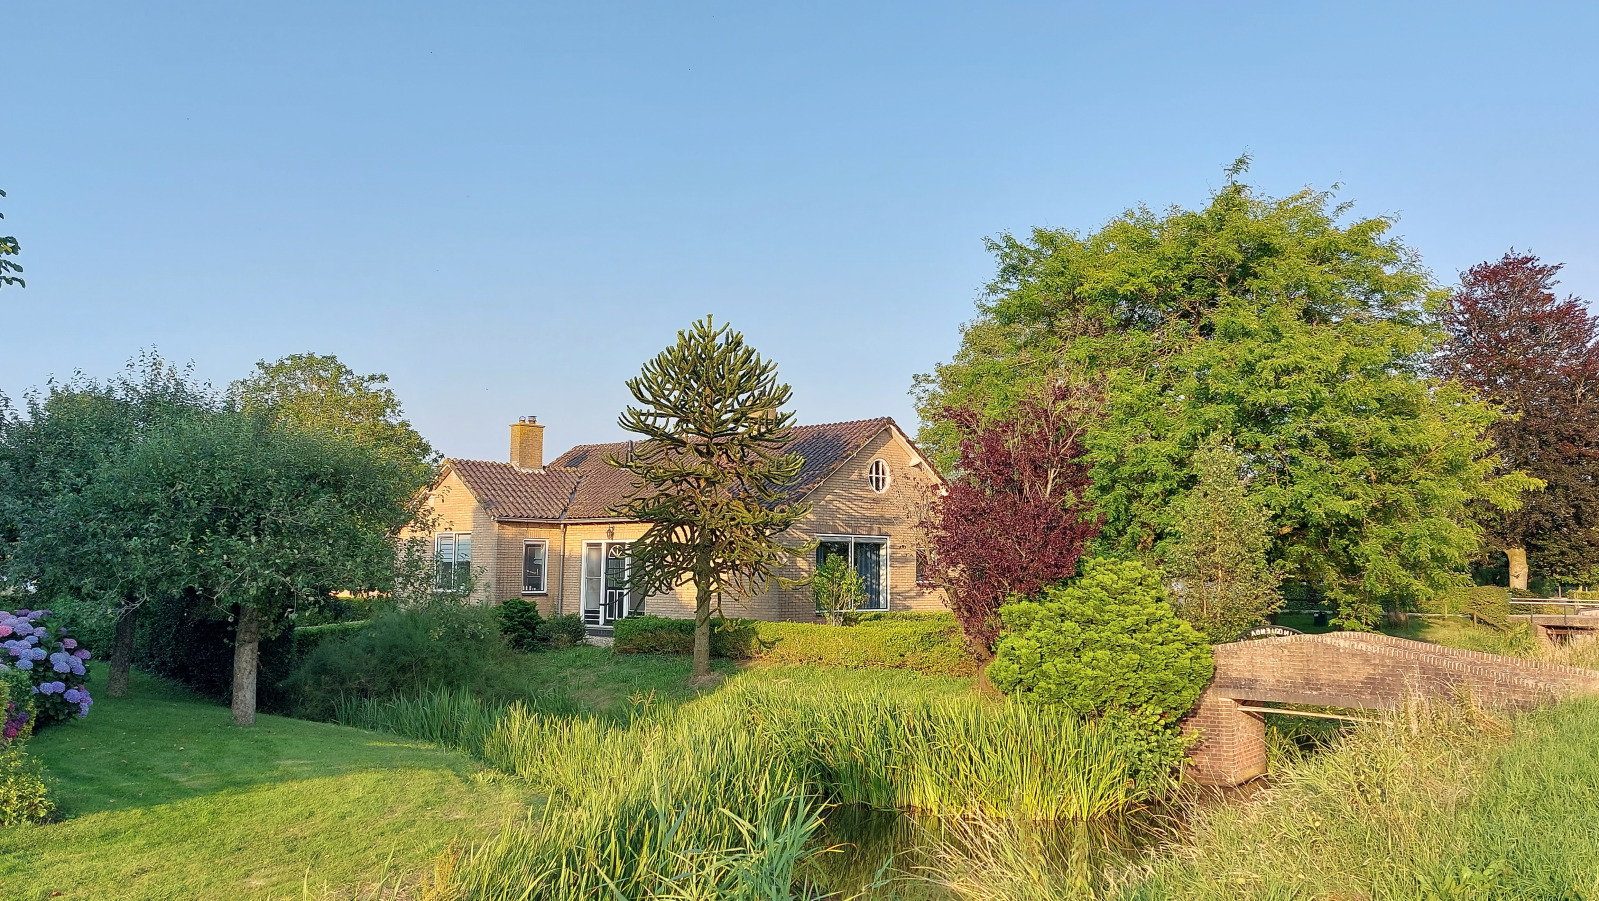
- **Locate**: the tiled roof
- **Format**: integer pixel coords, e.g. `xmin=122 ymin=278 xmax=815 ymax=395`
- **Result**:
xmin=449 ymin=418 xmax=897 ymax=523
xmin=446 ymin=459 xmax=581 ymax=521
xmin=552 ymin=417 xmax=894 ymax=501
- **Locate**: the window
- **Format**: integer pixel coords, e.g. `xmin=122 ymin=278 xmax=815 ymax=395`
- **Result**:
xmin=434 ymin=531 xmax=471 ymax=591
xmin=867 ymin=459 xmax=889 ymax=493
xmin=522 ymin=540 xmax=548 ymax=594
xmin=815 ymin=535 xmax=889 ymax=610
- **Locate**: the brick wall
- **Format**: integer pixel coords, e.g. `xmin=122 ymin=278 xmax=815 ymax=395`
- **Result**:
xmin=1182 ymin=631 xmax=1599 ymax=785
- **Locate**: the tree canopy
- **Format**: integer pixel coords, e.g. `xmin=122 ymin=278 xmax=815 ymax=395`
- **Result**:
xmin=87 ymin=410 xmax=421 ymax=724
xmin=918 ymin=381 xmax=1100 ymax=655
xmin=1436 ymin=251 xmax=1599 ymax=587
xmin=916 ymin=164 xmax=1534 ymax=624
xmin=610 ymin=317 xmax=810 ymax=683
xmin=230 ymin=353 xmax=437 ymax=486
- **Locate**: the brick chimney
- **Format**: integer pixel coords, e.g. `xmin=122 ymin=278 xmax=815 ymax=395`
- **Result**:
xmin=510 ymin=416 xmax=544 ymax=471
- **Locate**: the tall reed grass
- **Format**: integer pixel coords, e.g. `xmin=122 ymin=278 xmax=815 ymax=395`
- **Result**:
xmin=1121 ymin=694 xmax=1599 ymax=901
xmin=337 ymin=679 xmax=1172 ymax=899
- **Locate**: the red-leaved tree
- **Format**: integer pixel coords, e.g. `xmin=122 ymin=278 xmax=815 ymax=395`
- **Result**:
xmin=920 ymin=382 xmax=1102 ymax=655
xmin=1437 ymin=251 xmax=1599 ymax=588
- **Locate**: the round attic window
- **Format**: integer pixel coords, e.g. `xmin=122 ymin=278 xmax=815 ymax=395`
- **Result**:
xmin=868 ymin=459 xmax=890 ymax=493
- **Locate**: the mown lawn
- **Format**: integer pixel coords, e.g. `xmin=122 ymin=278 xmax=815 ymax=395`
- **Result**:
xmin=0 ymin=650 xmax=974 ymax=901
xmin=0 ymin=668 xmax=532 ymax=901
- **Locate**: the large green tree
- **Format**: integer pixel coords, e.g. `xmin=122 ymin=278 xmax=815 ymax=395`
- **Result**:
xmin=1436 ymin=252 xmax=1599 ymax=588
xmin=610 ymin=317 xmax=811 ymax=683
xmin=84 ymin=411 xmax=420 ymax=725
xmin=1162 ymin=440 xmax=1284 ymax=642
xmin=230 ymin=353 xmax=437 ymax=485
xmin=0 ymin=354 xmax=215 ymax=696
xmin=916 ymin=163 xmax=1534 ymax=625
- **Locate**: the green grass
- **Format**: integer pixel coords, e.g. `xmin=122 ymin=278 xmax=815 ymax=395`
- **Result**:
xmin=0 ymin=668 xmax=529 ymax=901
xmin=336 ymin=662 xmax=1163 ymax=899
xmin=1123 ymin=696 xmax=1599 ymax=900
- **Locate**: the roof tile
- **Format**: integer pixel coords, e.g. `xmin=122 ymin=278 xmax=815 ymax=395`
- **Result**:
xmin=452 ymin=418 xmax=896 ymax=522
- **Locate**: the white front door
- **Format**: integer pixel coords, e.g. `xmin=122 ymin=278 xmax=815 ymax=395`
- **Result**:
xmin=581 ymin=541 xmax=632 ymax=625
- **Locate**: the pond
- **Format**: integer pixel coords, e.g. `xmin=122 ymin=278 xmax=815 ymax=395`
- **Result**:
xmin=803 ymin=805 xmax=1176 ymax=899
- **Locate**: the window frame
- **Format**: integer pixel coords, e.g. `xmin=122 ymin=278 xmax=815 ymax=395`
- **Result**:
xmin=867 ymin=458 xmax=890 ymax=493
xmin=434 ymin=530 xmax=472 ymax=592
xmin=521 ymin=539 xmax=549 ymax=595
xmin=814 ymin=533 xmax=890 ymax=611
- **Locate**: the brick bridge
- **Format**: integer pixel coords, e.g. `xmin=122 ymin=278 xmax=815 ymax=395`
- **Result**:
xmin=1181 ymin=631 xmax=1599 ymax=785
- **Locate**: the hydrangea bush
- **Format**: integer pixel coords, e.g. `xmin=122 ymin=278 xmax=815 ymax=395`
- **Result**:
xmin=0 ymin=610 xmax=93 ymax=726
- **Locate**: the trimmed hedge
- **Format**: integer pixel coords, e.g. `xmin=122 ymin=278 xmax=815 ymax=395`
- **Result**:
xmin=611 ymin=612 xmax=977 ymax=676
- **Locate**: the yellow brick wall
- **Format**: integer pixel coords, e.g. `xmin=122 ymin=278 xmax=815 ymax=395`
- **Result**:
xmin=755 ymin=426 xmax=947 ymax=621
xmin=410 ymin=426 xmax=947 ymax=623
xmin=403 ymin=470 xmax=497 ymax=604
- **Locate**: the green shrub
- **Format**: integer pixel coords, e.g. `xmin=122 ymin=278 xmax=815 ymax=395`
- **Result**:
xmin=0 ymin=745 xmax=53 ymax=826
xmin=989 ymin=558 xmax=1214 ymax=720
xmin=538 ymin=614 xmax=587 ymax=649
xmin=813 ymin=553 xmax=866 ymax=626
xmin=612 ymin=612 xmax=977 ymax=676
xmin=743 ymin=615 xmax=977 ymax=675
xmin=495 ymin=599 xmax=545 ymax=651
xmin=136 ymin=594 xmax=298 ymax=711
xmin=285 ymin=599 xmax=517 ymax=720
xmin=291 ymin=620 xmax=368 ymax=663
xmin=0 ymin=667 xmax=35 ymax=745
xmin=611 ymin=616 xmax=757 ymax=656
xmin=1424 ymin=585 xmax=1512 ymax=629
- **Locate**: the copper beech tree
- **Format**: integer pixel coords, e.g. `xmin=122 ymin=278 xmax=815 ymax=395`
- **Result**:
xmin=1437 ymin=251 xmax=1599 ymax=588
xmin=920 ymin=382 xmax=1102 ymax=656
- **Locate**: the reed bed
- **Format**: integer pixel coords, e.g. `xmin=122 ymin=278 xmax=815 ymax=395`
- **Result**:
xmin=336 ymin=679 xmax=1170 ymax=899
xmin=1125 ymin=695 xmax=1599 ymax=901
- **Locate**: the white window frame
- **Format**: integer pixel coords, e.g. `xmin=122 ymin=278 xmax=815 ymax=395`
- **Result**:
xmin=521 ymin=539 xmax=549 ymax=595
xmin=434 ymin=531 xmax=472 ymax=592
xmin=581 ymin=540 xmax=635 ymax=625
xmin=867 ymin=458 xmax=890 ymax=493
xmin=814 ymin=534 xmax=890 ymax=611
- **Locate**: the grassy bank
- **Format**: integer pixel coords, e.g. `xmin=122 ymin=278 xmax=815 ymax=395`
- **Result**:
xmin=338 ymin=667 xmax=1175 ymax=899
xmin=0 ymin=669 xmax=528 ymax=901
xmin=1125 ymin=695 xmax=1599 ymax=900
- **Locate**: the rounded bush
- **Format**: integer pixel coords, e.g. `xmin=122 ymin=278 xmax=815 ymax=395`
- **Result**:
xmin=988 ymin=558 xmax=1213 ymax=720
xmin=0 ymin=610 xmax=93 ymax=726
xmin=496 ymin=599 xmax=545 ymax=651
xmin=537 ymin=614 xmax=587 ymax=649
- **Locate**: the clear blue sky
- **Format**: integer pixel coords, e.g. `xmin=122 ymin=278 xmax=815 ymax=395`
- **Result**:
xmin=6 ymin=2 xmax=1596 ymax=462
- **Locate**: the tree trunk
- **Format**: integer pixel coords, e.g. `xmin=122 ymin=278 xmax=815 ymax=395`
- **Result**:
xmin=1507 ymin=546 xmax=1530 ymax=591
xmin=107 ymin=604 xmax=138 ymax=698
xmin=691 ymin=575 xmax=712 ymax=684
xmin=231 ymin=605 xmax=263 ymax=727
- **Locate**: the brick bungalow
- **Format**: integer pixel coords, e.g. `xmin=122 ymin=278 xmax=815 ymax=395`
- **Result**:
xmin=412 ymin=416 xmax=947 ymax=626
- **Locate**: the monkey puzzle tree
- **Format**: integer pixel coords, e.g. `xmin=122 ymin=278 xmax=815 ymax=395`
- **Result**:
xmin=1437 ymin=251 xmax=1599 ymax=588
xmin=610 ymin=317 xmax=810 ymax=683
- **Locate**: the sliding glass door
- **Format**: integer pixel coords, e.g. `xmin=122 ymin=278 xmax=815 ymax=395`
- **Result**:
xmin=815 ymin=535 xmax=889 ymax=610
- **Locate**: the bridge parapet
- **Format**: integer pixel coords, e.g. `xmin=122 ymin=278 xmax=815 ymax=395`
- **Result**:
xmin=1182 ymin=631 xmax=1599 ymax=786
